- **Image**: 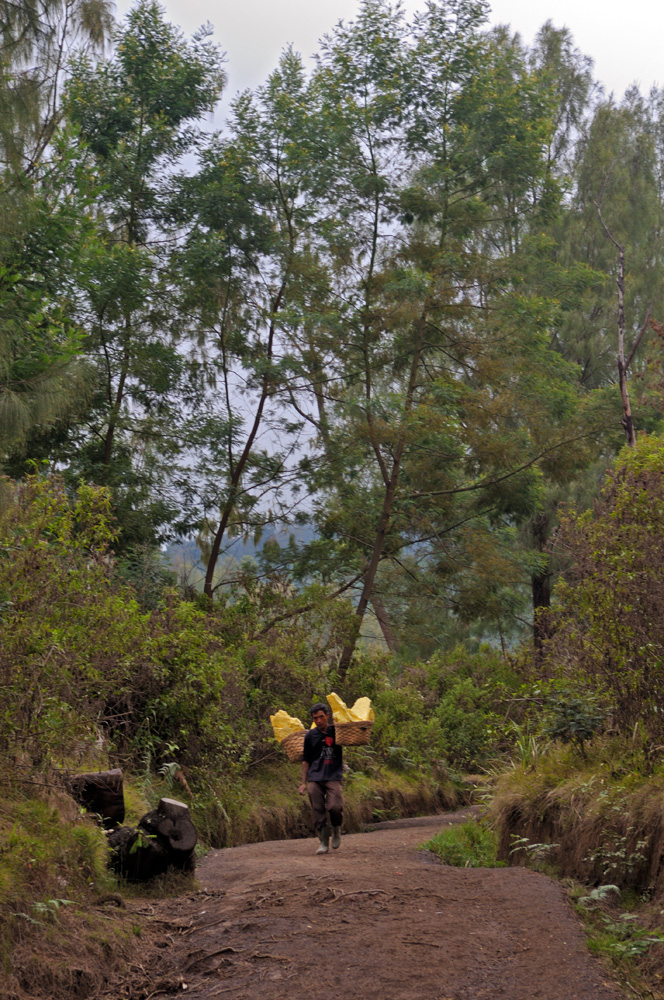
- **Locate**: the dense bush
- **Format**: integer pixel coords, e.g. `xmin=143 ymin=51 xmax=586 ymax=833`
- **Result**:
xmin=368 ymin=646 xmax=517 ymax=771
xmin=542 ymin=436 xmax=664 ymax=742
xmin=0 ymin=473 xmax=513 ymax=787
xmin=0 ymin=474 xmax=351 ymax=773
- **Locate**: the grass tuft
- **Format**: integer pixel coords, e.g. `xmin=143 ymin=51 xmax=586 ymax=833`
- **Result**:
xmin=423 ymin=819 xmax=504 ymax=868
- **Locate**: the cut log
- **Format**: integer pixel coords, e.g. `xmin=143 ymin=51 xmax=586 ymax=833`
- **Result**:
xmin=107 ymin=826 xmax=170 ymax=881
xmin=157 ymin=797 xmax=189 ymax=819
xmin=107 ymin=798 xmax=197 ymax=881
xmin=68 ymin=769 xmax=125 ymax=829
xmin=140 ymin=798 xmax=197 ymax=857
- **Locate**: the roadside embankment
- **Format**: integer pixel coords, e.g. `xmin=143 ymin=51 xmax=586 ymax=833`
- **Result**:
xmin=489 ymin=741 xmax=664 ymax=991
xmin=189 ymin=757 xmax=464 ymax=847
xmin=490 ymin=743 xmax=664 ymax=894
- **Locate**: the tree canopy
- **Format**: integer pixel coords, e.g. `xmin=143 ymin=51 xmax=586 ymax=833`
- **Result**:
xmin=3 ymin=0 xmax=664 ymax=665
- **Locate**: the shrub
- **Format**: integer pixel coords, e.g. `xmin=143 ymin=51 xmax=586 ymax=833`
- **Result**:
xmin=0 ymin=793 xmax=111 ymax=915
xmin=0 ymin=474 xmax=357 ymax=771
xmin=370 ymin=648 xmax=515 ymax=771
xmin=543 ymin=693 xmax=604 ymax=758
xmin=543 ymin=436 xmax=664 ymax=742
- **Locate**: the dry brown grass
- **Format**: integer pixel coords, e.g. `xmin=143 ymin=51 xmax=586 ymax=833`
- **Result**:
xmin=2 ymin=905 xmax=147 ymax=1000
xmin=490 ymin=742 xmax=664 ymax=894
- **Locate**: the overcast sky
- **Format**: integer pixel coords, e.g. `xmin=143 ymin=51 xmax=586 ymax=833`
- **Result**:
xmin=114 ymin=0 xmax=660 ymax=104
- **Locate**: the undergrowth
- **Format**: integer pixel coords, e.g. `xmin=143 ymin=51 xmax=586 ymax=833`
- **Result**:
xmin=490 ymin=736 xmax=664 ymax=890
xmin=423 ymin=819 xmax=504 ymax=868
xmin=0 ymin=790 xmax=113 ymax=917
xmin=564 ymin=881 xmax=664 ymax=998
xmin=489 ymin=735 xmax=664 ymax=995
xmin=0 ymin=781 xmax=132 ymax=999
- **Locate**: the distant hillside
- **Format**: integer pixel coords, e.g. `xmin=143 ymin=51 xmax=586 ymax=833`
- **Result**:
xmin=165 ymin=523 xmax=316 ymax=583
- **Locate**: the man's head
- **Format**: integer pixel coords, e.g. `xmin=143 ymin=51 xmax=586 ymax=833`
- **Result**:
xmin=310 ymin=702 xmax=330 ymax=731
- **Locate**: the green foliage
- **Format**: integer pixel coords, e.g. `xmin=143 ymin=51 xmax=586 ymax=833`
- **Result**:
xmin=2 ymin=0 xmax=664 ymax=664
xmin=543 ymin=693 xmax=604 ymax=757
xmin=571 ymin=882 xmax=664 ymax=992
xmin=325 ymin=644 xmax=510 ymax=775
xmin=584 ymin=829 xmax=649 ymax=882
xmin=586 ymin=913 xmax=664 ymax=961
xmin=577 ymin=884 xmax=620 ymax=908
xmin=502 ymin=721 xmax=549 ymax=771
xmin=116 ymin=544 xmax=176 ymax=610
xmin=435 ymin=679 xmax=499 ymax=768
xmin=489 ymin=730 xmax=664 ymax=898
xmin=293 ymin=0 xmax=592 ymax=662
xmin=0 ymin=472 xmax=521 ymax=814
xmin=370 ymin=676 xmax=496 ymax=772
xmin=0 ymin=0 xmax=113 ymax=468
xmin=38 ymin=0 xmax=229 ymax=549
xmin=542 ymin=436 xmax=664 ymax=742
xmin=424 ymin=819 xmax=504 ymax=868
xmin=0 ymin=152 xmax=102 ymax=467
xmin=0 ymin=0 xmax=112 ymax=175
xmin=508 ymin=834 xmax=560 ymax=870
xmin=0 ymin=474 xmax=352 ymax=770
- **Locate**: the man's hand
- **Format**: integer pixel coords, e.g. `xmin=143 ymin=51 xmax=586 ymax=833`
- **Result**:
xmin=298 ymin=783 xmax=307 ymax=795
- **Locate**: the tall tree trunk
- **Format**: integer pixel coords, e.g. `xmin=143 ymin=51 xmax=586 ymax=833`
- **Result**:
xmin=202 ymin=287 xmax=283 ymax=599
xmin=102 ymin=316 xmax=131 ymax=468
xmin=337 ymin=482 xmax=398 ymax=676
xmin=102 ymin=366 xmax=128 ymax=467
xmin=531 ymin=513 xmax=552 ymax=653
xmin=371 ymin=593 xmax=398 ymax=652
xmin=614 ymin=242 xmax=637 ymax=447
xmin=337 ymin=310 xmax=427 ymax=677
xmin=532 ymin=571 xmax=552 ymax=645
xmin=595 ymin=203 xmax=650 ymax=448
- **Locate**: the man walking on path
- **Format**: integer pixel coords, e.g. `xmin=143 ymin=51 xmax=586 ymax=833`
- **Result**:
xmin=299 ymin=702 xmax=343 ymax=855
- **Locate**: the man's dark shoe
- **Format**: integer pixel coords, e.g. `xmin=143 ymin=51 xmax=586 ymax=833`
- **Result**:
xmin=331 ymin=826 xmax=341 ymax=849
xmin=315 ymin=826 xmax=331 ymax=854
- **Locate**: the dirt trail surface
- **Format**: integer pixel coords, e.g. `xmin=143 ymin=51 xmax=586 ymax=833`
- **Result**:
xmin=115 ymin=810 xmax=626 ymax=1000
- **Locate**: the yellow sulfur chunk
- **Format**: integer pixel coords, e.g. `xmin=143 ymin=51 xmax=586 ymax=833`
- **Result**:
xmin=327 ymin=692 xmax=375 ymax=724
xmin=327 ymin=692 xmax=353 ymax=723
xmin=270 ymin=710 xmax=305 ymax=743
xmin=349 ymin=696 xmax=375 ymax=722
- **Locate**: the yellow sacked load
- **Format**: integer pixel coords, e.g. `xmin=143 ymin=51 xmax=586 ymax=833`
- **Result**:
xmin=269 ymin=710 xmax=305 ymax=743
xmin=327 ymin=692 xmax=375 ymax=724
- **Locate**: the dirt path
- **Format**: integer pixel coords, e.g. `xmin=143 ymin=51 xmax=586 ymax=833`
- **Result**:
xmin=117 ymin=810 xmax=626 ymax=1000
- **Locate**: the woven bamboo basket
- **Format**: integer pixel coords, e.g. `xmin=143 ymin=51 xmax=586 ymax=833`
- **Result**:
xmin=333 ymin=720 xmax=374 ymax=746
xmin=280 ymin=730 xmax=306 ymax=762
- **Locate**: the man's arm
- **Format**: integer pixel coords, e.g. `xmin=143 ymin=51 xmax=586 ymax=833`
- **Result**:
xmin=298 ymin=760 xmax=309 ymax=795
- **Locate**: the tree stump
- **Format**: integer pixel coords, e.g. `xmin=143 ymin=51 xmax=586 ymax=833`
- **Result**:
xmin=107 ymin=798 xmax=197 ymax=881
xmin=68 ymin=769 xmax=125 ymax=829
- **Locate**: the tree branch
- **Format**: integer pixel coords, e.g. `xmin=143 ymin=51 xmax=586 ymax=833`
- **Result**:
xmin=408 ymin=433 xmax=593 ymax=500
xmin=625 ymin=307 xmax=652 ymax=371
xmin=256 ymin=573 xmax=364 ymax=636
